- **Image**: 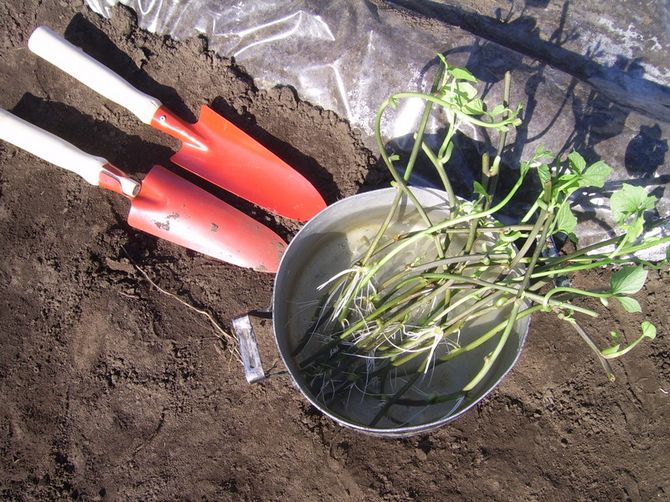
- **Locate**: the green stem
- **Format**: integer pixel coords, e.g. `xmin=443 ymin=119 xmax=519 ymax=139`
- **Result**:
xmin=464 ymin=216 xmax=479 ymax=254
xmin=354 ymin=282 xmax=457 ymax=352
xmin=299 ymin=285 xmax=432 ymax=367
xmin=539 ymin=234 xmax=670 ymax=270
xmin=370 ymin=373 xmax=421 ymax=426
xmin=610 ymin=235 xmax=670 ymax=257
xmin=363 ymin=224 xmax=532 ymax=266
xmin=531 ymin=258 xmax=623 ymax=278
xmin=380 ymin=253 xmax=510 ymax=290
xmin=438 ymin=304 xmax=541 ymax=363
xmin=353 ymin=165 xmax=530 ymax=303
xmin=463 ymin=191 xmax=554 ymax=391
xmin=507 ymin=207 xmax=551 ymax=272
xmin=484 ymin=71 xmax=512 ymax=206
xmin=416 ymin=272 xmax=598 ymax=317
xmin=366 ymin=80 xmax=449 ymax=268
xmin=438 ymin=120 xmax=458 ymax=164
xmin=482 ymin=152 xmax=491 ymax=186
xmin=390 ymin=295 xmax=512 ymax=367
xmin=565 ymin=319 xmax=615 ymax=381
xmin=390 ymin=92 xmax=519 ymax=129
xmin=361 ymin=192 xmax=402 ymax=266
xmin=364 ymin=93 xmax=439 ymax=266
xmin=421 ymin=141 xmax=456 ymax=205
xmin=542 ymin=286 xmax=611 ymax=306
xmin=463 ymin=300 xmax=522 ymax=391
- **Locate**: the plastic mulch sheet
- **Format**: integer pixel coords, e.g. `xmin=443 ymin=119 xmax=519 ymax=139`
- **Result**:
xmin=85 ymin=0 xmax=670 ymax=258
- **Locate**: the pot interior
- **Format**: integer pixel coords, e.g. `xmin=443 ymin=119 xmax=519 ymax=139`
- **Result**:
xmin=273 ymin=188 xmax=529 ymax=435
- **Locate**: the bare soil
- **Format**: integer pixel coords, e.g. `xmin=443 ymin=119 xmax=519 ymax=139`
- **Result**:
xmin=1 ymin=2 xmax=668 ymax=501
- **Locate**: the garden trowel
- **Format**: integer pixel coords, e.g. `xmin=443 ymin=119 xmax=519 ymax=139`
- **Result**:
xmin=0 ymin=108 xmax=286 ymax=272
xmin=28 ymin=26 xmax=326 ymax=222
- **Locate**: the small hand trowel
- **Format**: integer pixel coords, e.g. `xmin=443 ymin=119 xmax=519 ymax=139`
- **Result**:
xmin=0 ymin=109 xmax=286 ymax=272
xmin=28 ymin=26 xmax=326 ymax=222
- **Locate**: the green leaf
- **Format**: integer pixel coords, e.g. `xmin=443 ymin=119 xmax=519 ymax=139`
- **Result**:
xmin=579 ymin=161 xmax=611 ymax=189
xmin=641 ymin=321 xmax=657 ymax=339
xmin=623 ymin=216 xmax=645 ymax=242
xmin=555 ymin=203 xmax=578 ymax=235
xmin=449 ymin=67 xmax=477 ymax=82
xmin=490 ymin=104 xmax=506 ymax=117
xmin=533 ymin=146 xmax=553 ymax=163
xmin=557 ymin=311 xmax=574 ymax=321
xmin=610 ymin=266 xmax=648 ymax=295
xmin=537 ymin=163 xmax=551 ymax=186
xmin=601 ymin=344 xmax=621 ymax=356
xmin=473 ymin=181 xmax=489 ymax=198
xmin=454 ymin=82 xmax=478 ymax=101
xmin=463 ymin=98 xmax=484 ymax=115
xmin=499 ymin=231 xmax=523 ymax=243
xmin=616 ymin=296 xmax=642 ymax=313
xmin=602 ymin=322 xmax=656 ymax=359
xmin=553 ymin=173 xmax=582 ymax=198
xmin=610 ymin=184 xmax=657 ymax=224
xmin=600 ymin=331 xmax=620 ymax=356
xmin=568 ymin=151 xmax=586 ymax=173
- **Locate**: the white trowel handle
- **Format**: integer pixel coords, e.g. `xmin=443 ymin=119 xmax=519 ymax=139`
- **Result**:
xmin=28 ymin=26 xmax=162 ymax=124
xmin=0 ymin=108 xmax=139 ymax=196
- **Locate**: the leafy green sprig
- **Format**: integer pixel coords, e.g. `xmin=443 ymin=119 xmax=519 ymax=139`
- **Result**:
xmin=294 ymin=59 xmax=668 ymax=427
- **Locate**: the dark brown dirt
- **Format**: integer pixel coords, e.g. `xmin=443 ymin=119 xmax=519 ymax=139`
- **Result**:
xmin=1 ymin=2 xmax=668 ymax=501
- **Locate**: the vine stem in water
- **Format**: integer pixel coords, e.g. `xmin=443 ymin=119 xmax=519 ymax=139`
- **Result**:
xmin=362 ymin=66 xmax=448 ymax=267
xmin=348 ymin=166 xmax=531 ymax=313
xmin=463 ymin=181 xmax=554 ymax=391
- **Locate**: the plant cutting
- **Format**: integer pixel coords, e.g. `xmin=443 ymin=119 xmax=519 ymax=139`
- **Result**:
xmin=280 ymin=58 xmax=669 ymax=433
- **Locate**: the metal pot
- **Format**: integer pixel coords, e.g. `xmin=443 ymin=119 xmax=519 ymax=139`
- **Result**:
xmin=251 ymin=187 xmax=529 ymax=436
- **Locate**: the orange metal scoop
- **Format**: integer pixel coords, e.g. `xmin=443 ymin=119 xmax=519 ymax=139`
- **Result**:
xmin=28 ymin=26 xmax=327 ymax=222
xmin=0 ymin=109 xmax=286 ymax=272
xmin=152 ymin=105 xmax=326 ymax=221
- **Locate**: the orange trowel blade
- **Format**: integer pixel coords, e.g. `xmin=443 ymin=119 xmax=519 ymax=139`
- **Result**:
xmin=128 ymin=166 xmax=286 ymax=273
xmin=153 ymin=105 xmax=326 ymax=222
